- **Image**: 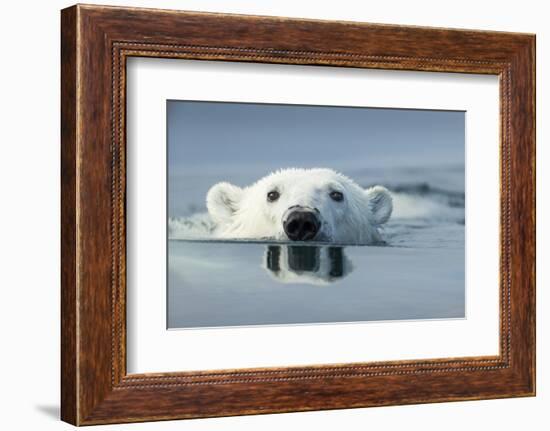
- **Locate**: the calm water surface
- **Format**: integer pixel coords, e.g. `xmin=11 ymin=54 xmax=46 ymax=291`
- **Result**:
xmin=168 ymin=240 xmax=464 ymax=329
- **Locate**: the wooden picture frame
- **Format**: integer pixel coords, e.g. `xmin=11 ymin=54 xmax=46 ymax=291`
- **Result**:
xmin=61 ymin=4 xmax=535 ymax=425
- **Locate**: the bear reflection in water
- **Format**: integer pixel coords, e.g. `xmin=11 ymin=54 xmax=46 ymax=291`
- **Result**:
xmin=264 ymin=245 xmax=353 ymax=285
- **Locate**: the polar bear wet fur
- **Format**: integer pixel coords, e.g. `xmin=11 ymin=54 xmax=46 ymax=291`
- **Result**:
xmin=206 ymin=168 xmax=392 ymax=245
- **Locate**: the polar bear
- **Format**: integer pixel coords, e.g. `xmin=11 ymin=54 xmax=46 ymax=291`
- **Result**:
xmin=206 ymin=168 xmax=392 ymax=245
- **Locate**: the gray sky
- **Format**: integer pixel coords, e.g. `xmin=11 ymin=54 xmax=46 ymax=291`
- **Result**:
xmin=167 ymin=100 xmax=464 ymax=216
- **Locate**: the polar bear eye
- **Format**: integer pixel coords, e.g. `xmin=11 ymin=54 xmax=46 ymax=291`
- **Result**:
xmin=267 ymin=190 xmax=280 ymax=202
xmin=329 ymin=191 xmax=344 ymax=202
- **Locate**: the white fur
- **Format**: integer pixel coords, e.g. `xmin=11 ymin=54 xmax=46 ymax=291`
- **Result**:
xmin=206 ymin=168 xmax=392 ymax=245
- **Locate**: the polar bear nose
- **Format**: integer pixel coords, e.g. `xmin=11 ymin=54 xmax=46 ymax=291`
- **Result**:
xmin=283 ymin=207 xmax=321 ymax=241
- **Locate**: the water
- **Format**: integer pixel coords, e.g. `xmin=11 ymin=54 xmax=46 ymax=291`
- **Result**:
xmin=167 ymin=165 xmax=465 ymax=329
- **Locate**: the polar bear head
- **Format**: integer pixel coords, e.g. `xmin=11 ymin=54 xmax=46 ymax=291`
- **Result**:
xmin=206 ymin=168 xmax=392 ymax=245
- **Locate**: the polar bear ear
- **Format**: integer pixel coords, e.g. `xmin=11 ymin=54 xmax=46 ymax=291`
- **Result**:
xmin=206 ymin=182 xmax=244 ymax=224
xmin=365 ymin=185 xmax=393 ymax=225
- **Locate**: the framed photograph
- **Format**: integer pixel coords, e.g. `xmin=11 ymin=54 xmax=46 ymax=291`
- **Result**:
xmin=61 ymin=4 xmax=535 ymax=425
